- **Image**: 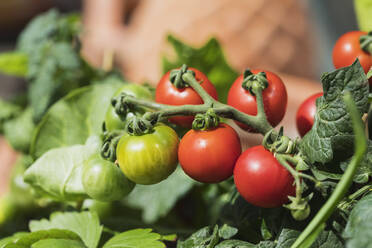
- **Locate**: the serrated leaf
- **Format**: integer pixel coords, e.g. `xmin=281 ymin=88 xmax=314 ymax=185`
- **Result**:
xmin=163 ymin=35 xmax=238 ymax=103
xmin=103 ymin=229 xmax=165 ymax=248
xmin=31 ymin=83 xmax=120 ymax=158
xmin=340 ymin=141 xmax=372 ymax=183
xmin=215 ymin=240 xmax=255 ymax=248
xmin=29 ymin=211 xmax=102 ymax=248
xmin=177 ymin=225 xmax=219 ymax=248
xmin=28 ymin=41 xmax=83 ymax=122
xmin=125 ymin=167 xmax=195 ymax=223
xmin=218 ymin=224 xmax=238 ymax=240
xmin=31 ymin=239 xmax=86 ymax=248
xmin=0 ymin=52 xmax=28 ymax=77
xmin=343 ymin=193 xmax=372 ymax=248
xmin=3 ymin=108 xmax=35 ymax=153
xmin=24 ymin=136 xmax=100 ymax=201
xmin=300 ymin=60 xmax=369 ymax=164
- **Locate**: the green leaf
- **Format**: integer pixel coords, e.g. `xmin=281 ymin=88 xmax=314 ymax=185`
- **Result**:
xmin=300 ymin=60 xmax=369 ymax=164
xmin=30 ymin=83 xmax=120 ymax=158
xmin=215 ymin=240 xmax=255 ymax=248
xmin=27 ymin=41 xmax=83 ymax=122
xmin=0 ymin=98 xmax=21 ymax=133
xmin=103 ymin=229 xmax=166 ymax=248
xmin=340 ymin=141 xmax=372 ymax=183
xmin=3 ymin=229 xmax=82 ymax=248
xmin=17 ymin=9 xmax=60 ymax=54
xmin=0 ymin=52 xmax=28 ymax=77
xmin=3 ymin=108 xmax=35 ymax=153
xmin=31 ymin=239 xmax=86 ymax=248
xmin=177 ymin=225 xmax=219 ymax=248
xmin=343 ymin=193 xmax=372 ymax=248
xmin=125 ymin=167 xmax=195 ymax=223
xmin=0 ymin=233 xmax=28 ymax=248
xmin=163 ymin=35 xmax=239 ymax=103
xmin=218 ymin=224 xmax=238 ymax=240
xmin=24 ymin=136 xmax=100 ymax=201
xmin=29 ymin=211 xmax=102 ymax=248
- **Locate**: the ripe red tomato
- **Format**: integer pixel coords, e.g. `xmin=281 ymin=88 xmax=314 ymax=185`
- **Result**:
xmin=178 ymin=123 xmax=241 ymax=183
xmin=332 ymin=31 xmax=372 ymax=86
xmin=227 ymin=70 xmax=287 ymax=131
xmin=296 ymin=92 xmax=323 ymax=137
xmin=233 ymin=145 xmax=295 ymax=208
xmin=155 ymin=68 xmax=218 ymax=127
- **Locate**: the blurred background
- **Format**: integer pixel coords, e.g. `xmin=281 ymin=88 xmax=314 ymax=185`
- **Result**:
xmin=0 ymin=0 xmax=359 ymax=99
xmin=0 ymin=0 xmax=362 ymax=195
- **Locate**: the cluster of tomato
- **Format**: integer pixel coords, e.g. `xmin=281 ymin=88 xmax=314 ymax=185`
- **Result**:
xmin=99 ymin=30 xmax=371 ymax=207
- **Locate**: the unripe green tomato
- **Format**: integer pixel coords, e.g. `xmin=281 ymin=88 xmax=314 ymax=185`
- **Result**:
xmin=82 ymin=154 xmax=135 ymax=202
xmin=291 ymin=204 xmax=311 ymax=221
xmin=116 ymin=124 xmax=179 ymax=185
xmin=105 ymin=84 xmax=153 ymax=131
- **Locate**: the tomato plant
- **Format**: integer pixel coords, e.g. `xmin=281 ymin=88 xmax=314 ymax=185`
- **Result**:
xmin=333 ymin=31 xmax=372 ymax=85
xmin=155 ymin=67 xmax=218 ymax=127
xmin=233 ymin=145 xmax=296 ymax=208
xmin=105 ymin=84 xmax=153 ymax=131
xmin=227 ymin=70 xmax=287 ymax=131
xmin=116 ymin=124 xmax=179 ymax=185
xmin=296 ymin=92 xmax=323 ymax=137
xmin=178 ymin=123 xmax=241 ymax=183
xmin=82 ymin=154 xmax=135 ymax=202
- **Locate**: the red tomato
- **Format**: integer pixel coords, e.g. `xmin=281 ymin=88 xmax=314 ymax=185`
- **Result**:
xmin=332 ymin=31 xmax=372 ymax=86
xmin=155 ymin=68 xmax=218 ymax=127
xmin=296 ymin=92 xmax=323 ymax=137
xmin=178 ymin=123 xmax=241 ymax=183
xmin=227 ymin=70 xmax=287 ymax=131
xmin=233 ymin=145 xmax=295 ymax=208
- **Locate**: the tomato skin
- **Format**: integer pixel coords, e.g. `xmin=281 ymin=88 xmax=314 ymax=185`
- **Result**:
xmin=82 ymin=154 xmax=135 ymax=202
xmin=227 ymin=70 xmax=287 ymax=131
xmin=296 ymin=92 xmax=323 ymax=137
xmin=332 ymin=31 xmax=372 ymax=86
xmin=155 ymin=68 xmax=218 ymax=127
xmin=105 ymin=84 xmax=153 ymax=131
xmin=116 ymin=124 xmax=179 ymax=185
xmin=233 ymin=145 xmax=295 ymax=208
xmin=178 ymin=123 xmax=241 ymax=183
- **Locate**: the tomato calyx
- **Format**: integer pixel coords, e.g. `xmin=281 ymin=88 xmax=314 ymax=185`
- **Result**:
xmin=101 ymin=130 xmax=123 ymax=162
xmin=169 ymin=64 xmax=196 ymax=89
xmin=262 ymin=128 xmax=298 ymax=155
xmin=125 ymin=116 xmax=154 ymax=136
xmin=192 ymin=109 xmax=220 ymax=131
xmin=360 ymin=31 xmax=372 ymax=55
xmin=241 ymin=69 xmax=269 ymax=95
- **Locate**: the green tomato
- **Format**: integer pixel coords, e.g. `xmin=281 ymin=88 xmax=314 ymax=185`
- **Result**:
xmin=105 ymin=84 xmax=153 ymax=131
xmin=82 ymin=154 xmax=135 ymax=202
xmin=116 ymin=124 xmax=179 ymax=185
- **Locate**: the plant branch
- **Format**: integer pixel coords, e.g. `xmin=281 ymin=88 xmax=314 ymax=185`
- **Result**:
xmin=182 ymin=72 xmax=216 ymax=104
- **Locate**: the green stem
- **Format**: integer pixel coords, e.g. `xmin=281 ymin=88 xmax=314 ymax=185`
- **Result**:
xmin=291 ymin=92 xmax=368 ymax=248
xmin=182 ymin=72 xmax=215 ymax=104
xmin=338 ymin=184 xmax=372 ymax=209
xmin=276 ymin=154 xmax=302 ymax=202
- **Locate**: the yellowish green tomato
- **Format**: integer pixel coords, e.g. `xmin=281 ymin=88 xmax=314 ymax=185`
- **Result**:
xmin=116 ymin=124 xmax=179 ymax=185
xmin=82 ymin=154 xmax=135 ymax=202
xmin=105 ymin=84 xmax=153 ymax=131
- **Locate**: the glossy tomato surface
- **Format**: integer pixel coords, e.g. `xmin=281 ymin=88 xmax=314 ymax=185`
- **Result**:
xmin=234 ymin=145 xmax=295 ymax=208
xmin=116 ymin=124 xmax=179 ymax=185
xmin=105 ymin=84 xmax=153 ymax=131
xmin=155 ymin=68 xmax=218 ymax=127
xmin=82 ymin=154 xmax=135 ymax=202
xmin=227 ymin=70 xmax=287 ymax=131
xmin=296 ymin=92 xmax=323 ymax=137
xmin=178 ymin=123 xmax=241 ymax=183
xmin=332 ymin=31 xmax=372 ymax=86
